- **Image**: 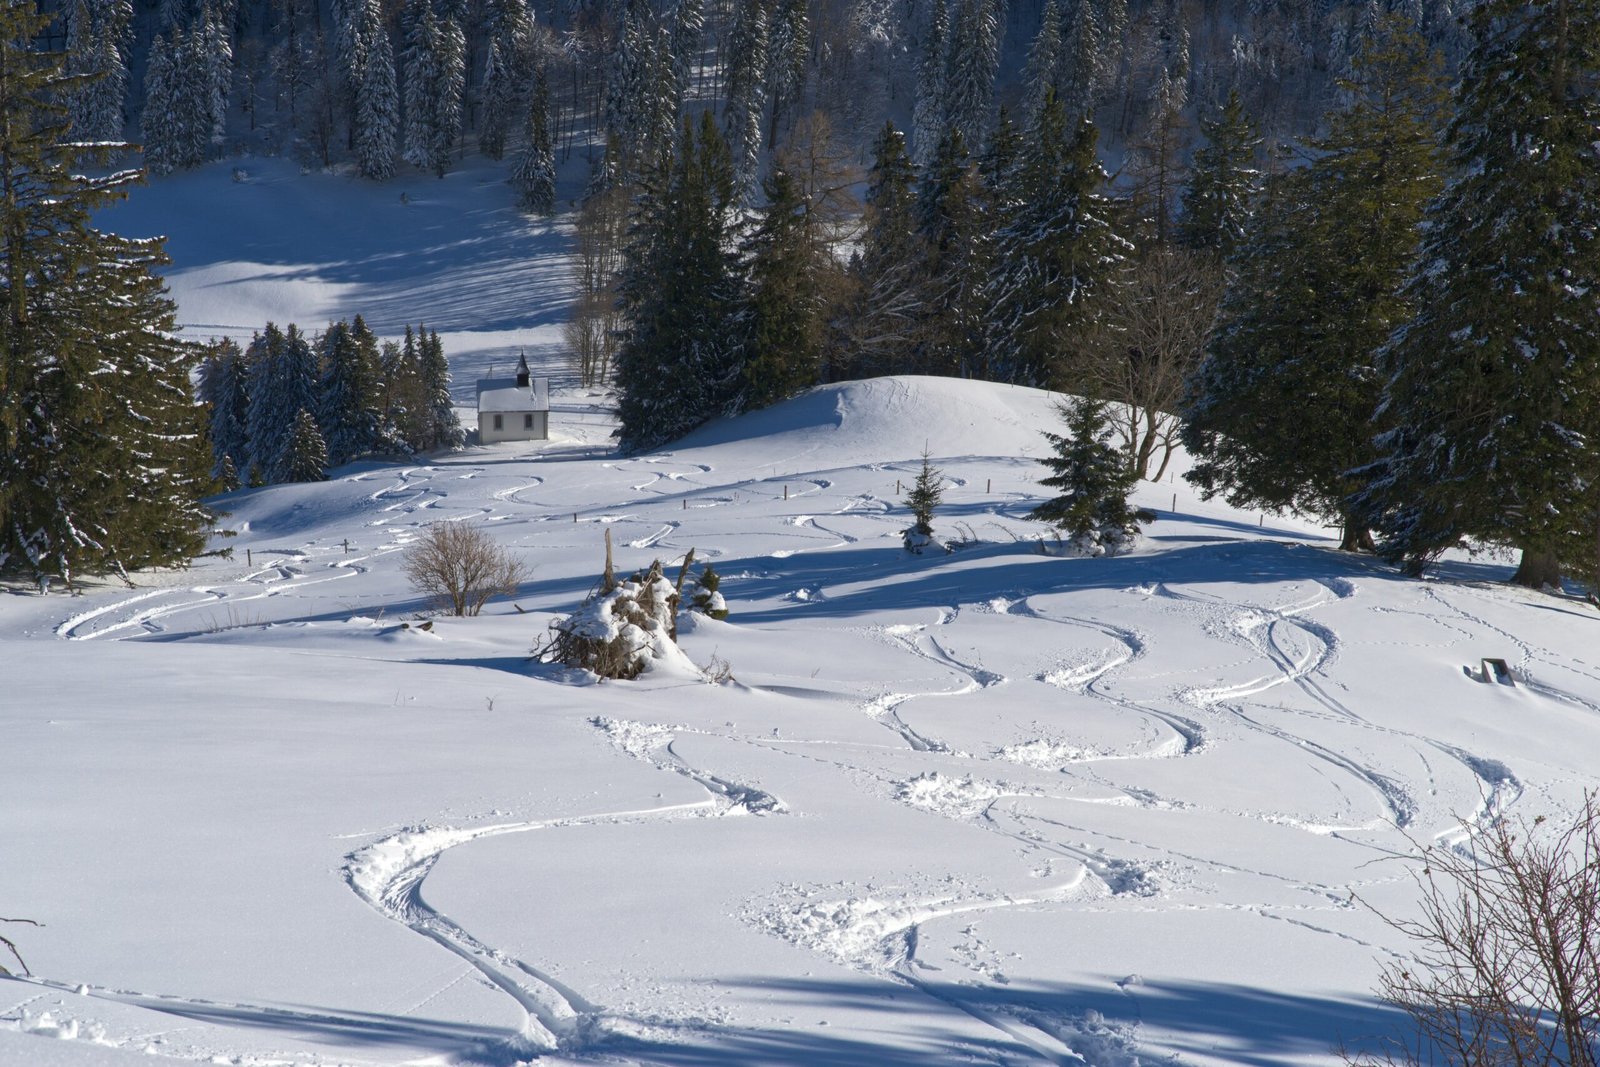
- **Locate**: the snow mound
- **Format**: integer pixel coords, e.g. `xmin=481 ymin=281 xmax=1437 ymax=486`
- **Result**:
xmin=894 ymin=772 xmax=1013 ymax=818
xmin=673 ymin=376 xmax=1057 ymax=465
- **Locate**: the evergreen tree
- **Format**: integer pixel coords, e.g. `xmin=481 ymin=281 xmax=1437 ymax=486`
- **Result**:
xmin=245 ymin=323 xmax=321 ymax=483
xmin=0 ymin=0 xmax=210 ymax=583
xmin=284 ymin=408 xmax=329 ymax=482
xmin=615 ymin=112 xmax=741 ymax=452
xmin=903 ymin=448 xmax=944 ymax=538
xmin=984 ymin=94 xmax=1124 ymax=387
xmin=944 ymin=0 xmax=999 ymax=153
xmin=199 ymin=338 xmax=250 ymax=482
xmin=1059 ymin=0 xmax=1103 ymax=121
xmin=417 ymin=327 xmax=464 ymax=450
xmin=739 ymin=167 xmax=822 ymax=410
xmin=915 ymin=127 xmax=988 ymax=376
xmin=478 ymin=38 xmax=515 ymax=161
xmin=1183 ymin=19 xmax=1447 ymax=552
xmin=765 ymin=0 xmax=809 ymax=147
xmin=353 ymin=0 xmax=397 ymax=180
xmin=911 ymin=0 xmax=948 ymax=166
xmin=141 ymin=32 xmax=178 ymax=175
xmin=845 ymin=121 xmax=923 ymax=377
xmin=721 ymin=0 xmax=768 ymax=201
xmin=1356 ymin=0 xmax=1600 ymax=587
xmin=318 ymin=318 xmax=382 ymax=466
xmin=512 ymin=59 xmax=556 ymax=215
xmin=66 ymin=0 xmax=128 ymax=143
xmin=402 ymin=0 xmax=449 ymax=175
xmin=1178 ymin=89 xmax=1261 ymax=258
xmin=1030 ymin=396 xmax=1147 ymax=554
xmin=689 ymin=562 xmax=728 ymax=619
xmin=436 ymin=13 xmax=465 ymax=167
xmin=1024 ymin=0 xmax=1065 ymax=129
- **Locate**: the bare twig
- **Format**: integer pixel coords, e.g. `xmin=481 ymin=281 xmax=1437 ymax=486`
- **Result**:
xmin=0 ymin=917 xmax=42 ymax=977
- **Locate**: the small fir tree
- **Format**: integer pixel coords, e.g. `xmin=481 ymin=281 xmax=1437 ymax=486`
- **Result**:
xmin=902 ymin=448 xmax=945 ymax=551
xmin=690 ymin=563 xmax=728 ymax=620
xmin=1031 ymin=396 xmax=1149 ymax=555
xmin=284 ymin=408 xmax=329 ymax=482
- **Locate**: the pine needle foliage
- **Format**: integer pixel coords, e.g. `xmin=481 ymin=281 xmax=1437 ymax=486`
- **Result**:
xmin=0 ymin=0 xmax=211 ymax=584
xmin=1031 ymin=396 xmax=1147 ymax=551
xmin=903 ymin=448 xmax=944 ymax=537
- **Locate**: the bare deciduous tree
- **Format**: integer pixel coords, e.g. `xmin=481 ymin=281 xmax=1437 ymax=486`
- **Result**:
xmin=1072 ymin=246 xmax=1224 ymax=481
xmin=1352 ymin=795 xmax=1600 ymax=1067
xmin=402 ymin=522 xmax=528 ymax=617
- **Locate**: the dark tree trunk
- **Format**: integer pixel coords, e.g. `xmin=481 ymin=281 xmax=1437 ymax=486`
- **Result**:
xmin=1338 ymin=521 xmax=1375 ymax=553
xmin=1510 ymin=547 xmax=1561 ymax=590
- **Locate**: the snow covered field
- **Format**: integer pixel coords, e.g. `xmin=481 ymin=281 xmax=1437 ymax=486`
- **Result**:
xmin=4 ymin=161 xmax=1600 ymax=1067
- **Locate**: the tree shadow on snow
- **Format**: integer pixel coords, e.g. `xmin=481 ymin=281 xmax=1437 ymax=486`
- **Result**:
xmin=597 ymin=974 xmax=1421 ymax=1067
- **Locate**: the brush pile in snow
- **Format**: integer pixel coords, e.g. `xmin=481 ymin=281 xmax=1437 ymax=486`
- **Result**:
xmin=544 ymin=558 xmax=692 ymax=680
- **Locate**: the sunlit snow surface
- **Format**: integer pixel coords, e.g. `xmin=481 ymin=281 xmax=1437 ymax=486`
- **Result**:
xmin=4 ymin=160 xmax=1600 ymax=1067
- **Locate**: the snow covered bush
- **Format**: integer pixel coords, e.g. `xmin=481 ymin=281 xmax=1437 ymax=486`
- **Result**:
xmin=401 ymin=522 xmax=528 ymax=616
xmin=689 ymin=563 xmax=729 ymax=620
xmin=543 ymin=557 xmax=693 ymax=680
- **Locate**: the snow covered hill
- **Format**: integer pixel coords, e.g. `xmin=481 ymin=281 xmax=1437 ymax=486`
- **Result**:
xmin=5 ymin=369 xmax=1600 ymax=1067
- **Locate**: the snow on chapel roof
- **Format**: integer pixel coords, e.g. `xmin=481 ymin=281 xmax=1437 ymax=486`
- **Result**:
xmin=476 ymin=378 xmax=549 ymax=413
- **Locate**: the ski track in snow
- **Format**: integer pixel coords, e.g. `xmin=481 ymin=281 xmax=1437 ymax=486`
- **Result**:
xmin=339 ymin=712 xmax=787 ymax=1064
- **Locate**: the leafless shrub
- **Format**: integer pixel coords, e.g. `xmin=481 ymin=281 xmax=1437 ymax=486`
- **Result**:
xmin=0 ymin=916 xmax=40 ymax=976
xmin=1351 ymin=795 xmax=1600 ymax=1067
xmin=1068 ymin=247 xmax=1225 ymax=481
xmin=401 ymin=523 xmax=529 ymax=617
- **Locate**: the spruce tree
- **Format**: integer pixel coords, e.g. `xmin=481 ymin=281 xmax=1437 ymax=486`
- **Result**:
xmin=1182 ymin=18 xmax=1447 ymax=551
xmin=903 ymin=448 xmax=944 ymax=540
xmin=845 ymin=121 xmax=923 ymax=377
xmin=1357 ymin=0 xmax=1600 ymax=587
xmin=418 ymin=327 xmax=464 ymax=450
xmin=911 ymin=0 xmax=948 ymax=166
xmin=66 ymin=0 xmax=128 ymax=143
xmin=614 ymin=112 xmax=741 ymax=452
xmin=199 ymin=338 xmax=250 ymax=483
xmin=478 ymin=39 xmax=514 ymax=161
xmin=915 ymin=127 xmax=988 ymax=376
xmin=401 ymin=0 xmax=446 ymax=175
xmin=738 ymin=167 xmax=823 ymax=411
xmin=0 ymin=0 xmax=210 ymax=583
xmin=984 ymin=94 xmax=1123 ymax=387
xmin=765 ymin=0 xmax=809 ymax=147
xmin=690 ymin=563 xmax=728 ymax=619
xmin=1030 ymin=396 xmax=1147 ymax=555
xmin=1024 ymin=0 xmax=1065 ymax=129
xmin=944 ymin=0 xmax=999 ymax=153
xmin=245 ymin=323 xmax=321 ymax=483
xmin=284 ymin=408 xmax=329 ymax=482
xmin=141 ymin=32 xmax=178 ymax=175
xmin=1178 ymin=89 xmax=1261 ymax=258
xmin=318 ymin=318 xmax=382 ymax=466
xmin=354 ymin=0 xmax=397 ymax=180
xmin=512 ymin=60 xmax=555 ymax=215
xmin=721 ymin=0 xmax=768 ymax=201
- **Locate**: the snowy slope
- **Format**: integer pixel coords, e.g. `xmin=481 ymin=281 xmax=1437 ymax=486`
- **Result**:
xmin=5 ymin=162 xmax=1600 ymax=1067
xmin=4 ymin=372 xmax=1600 ymax=1067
